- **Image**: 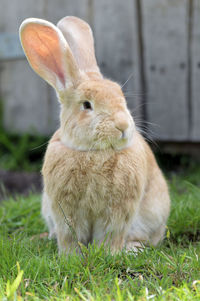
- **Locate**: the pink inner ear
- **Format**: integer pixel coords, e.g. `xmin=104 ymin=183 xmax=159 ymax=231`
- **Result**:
xmin=22 ymin=24 xmax=65 ymax=86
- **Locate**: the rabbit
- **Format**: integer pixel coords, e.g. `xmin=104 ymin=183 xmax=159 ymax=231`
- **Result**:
xmin=19 ymin=16 xmax=170 ymax=254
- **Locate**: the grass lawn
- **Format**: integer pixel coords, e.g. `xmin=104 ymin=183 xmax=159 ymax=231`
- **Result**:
xmin=0 ymin=165 xmax=200 ymax=300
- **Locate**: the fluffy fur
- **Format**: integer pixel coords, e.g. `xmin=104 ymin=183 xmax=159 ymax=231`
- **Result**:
xmin=19 ymin=16 xmax=170 ymax=253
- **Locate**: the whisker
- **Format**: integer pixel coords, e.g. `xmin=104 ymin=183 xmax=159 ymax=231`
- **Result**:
xmin=129 ymin=102 xmax=158 ymax=117
xmin=123 ymin=88 xmax=147 ymax=95
xmin=108 ymin=137 xmax=114 ymax=150
xmin=135 ymin=122 xmax=159 ymax=136
xmin=129 ymin=103 xmax=147 ymax=114
xmin=86 ymin=140 xmax=97 ymax=159
xmin=134 ymin=119 xmax=161 ymax=128
xmin=138 ymin=133 xmax=159 ymax=149
xmin=30 ymin=141 xmax=48 ymax=151
xmin=121 ymin=73 xmax=134 ymax=89
xmin=86 ymin=139 xmax=101 ymax=159
xmin=128 ymin=100 xmax=158 ymax=108
xmin=123 ymin=89 xmax=146 ymax=94
xmin=136 ymin=126 xmax=159 ymax=149
xmin=124 ymin=93 xmax=146 ymax=98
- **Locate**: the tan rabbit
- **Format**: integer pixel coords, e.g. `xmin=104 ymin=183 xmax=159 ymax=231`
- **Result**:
xmin=19 ymin=16 xmax=170 ymax=253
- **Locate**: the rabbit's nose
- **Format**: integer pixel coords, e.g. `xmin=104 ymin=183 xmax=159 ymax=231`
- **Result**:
xmin=115 ymin=122 xmax=129 ymax=133
xmin=114 ymin=113 xmax=129 ymax=133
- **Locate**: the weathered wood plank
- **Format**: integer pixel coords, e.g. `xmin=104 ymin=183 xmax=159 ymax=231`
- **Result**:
xmin=45 ymin=0 xmax=88 ymax=24
xmin=93 ymin=0 xmax=141 ymax=120
xmin=0 ymin=0 xmax=53 ymax=134
xmin=191 ymin=0 xmax=200 ymax=141
xmin=0 ymin=33 xmax=24 ymax=60
xmin=141 ymin=0 xmax=189 ymax=141
xmin=1 ymin=60 xmax=50 ymax=134
xmin=0 ymin=0 xmax=46 ymax=31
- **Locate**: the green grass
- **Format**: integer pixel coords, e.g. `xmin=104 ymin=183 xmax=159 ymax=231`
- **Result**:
xmin=0 ymin=167 xmax=200 ymax=300
xmin=0 ymin=128 xmax=48 ymax=171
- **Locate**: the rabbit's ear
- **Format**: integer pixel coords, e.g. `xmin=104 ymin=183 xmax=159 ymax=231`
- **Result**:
xmin=19 ymin=18 xmax=81 ymax=91
xmin=57 ymin=16 xmax=102 ymax=79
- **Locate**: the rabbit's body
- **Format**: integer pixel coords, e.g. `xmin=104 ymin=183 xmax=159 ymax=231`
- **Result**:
xmin=42 ymin=129 xmax=169 ymax=252
xmin=19 ymin=16 xmax=170 ymax=253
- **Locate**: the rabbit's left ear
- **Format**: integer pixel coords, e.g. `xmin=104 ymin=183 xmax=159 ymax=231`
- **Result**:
xmin=19 ymin=18 xmax=81 ymax=91
xmin=57 ymin=16 xmax=102 ymax=79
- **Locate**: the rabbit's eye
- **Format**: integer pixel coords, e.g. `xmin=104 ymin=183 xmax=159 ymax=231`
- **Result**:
xmin=83 ymin=101 xmax=93 ymax=110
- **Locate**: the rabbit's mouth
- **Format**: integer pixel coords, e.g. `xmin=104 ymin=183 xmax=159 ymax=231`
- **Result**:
xmin=110 ymin=136 xmax=132 ymax=151
xmin=97 ymin=129 xmax=134 ymax=151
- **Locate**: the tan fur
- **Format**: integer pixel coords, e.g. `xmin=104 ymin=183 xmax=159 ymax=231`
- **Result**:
xmin=42 ymin=129 xmax=145 ymax=252
xmin=19 ymin=18 xmax=81 ymax=90
xmin=57 ymin=16 xmax=102 ymax=77
xmin=20 ymin=16 xmax=170 ymax=254
xmin=42 ymin=126 xmax=170 ymax=253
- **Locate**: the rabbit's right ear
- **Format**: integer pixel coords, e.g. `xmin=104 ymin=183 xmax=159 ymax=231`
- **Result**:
xmin=19 ymin=18 xmax=81 ymax=91
xmin=57 ymin=16 xmax=102 ymax=79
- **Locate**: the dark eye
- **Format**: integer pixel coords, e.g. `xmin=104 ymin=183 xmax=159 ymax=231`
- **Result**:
xmin=83 ymin=101 xmax=92 ymax=110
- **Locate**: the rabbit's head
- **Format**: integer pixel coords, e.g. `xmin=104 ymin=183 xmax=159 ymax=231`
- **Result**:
xmin=20 ymin=17 xmax=135 ymax=151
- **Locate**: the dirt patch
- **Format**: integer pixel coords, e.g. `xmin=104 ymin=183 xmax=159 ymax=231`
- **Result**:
xmin=0 ymin=170 xmax=42 ymax=200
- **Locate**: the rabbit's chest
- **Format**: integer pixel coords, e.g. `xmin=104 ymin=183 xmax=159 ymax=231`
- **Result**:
xmin=43 ymin=150 xmax=141 ymax=216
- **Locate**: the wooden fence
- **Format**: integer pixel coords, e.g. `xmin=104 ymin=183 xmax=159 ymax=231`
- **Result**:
xmin=0 ymin=0 xmax=199 ymax=141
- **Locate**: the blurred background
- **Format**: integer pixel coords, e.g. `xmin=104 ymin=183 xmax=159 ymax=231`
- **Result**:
xmin=0 ymin=0 xmax=200 ymax=197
